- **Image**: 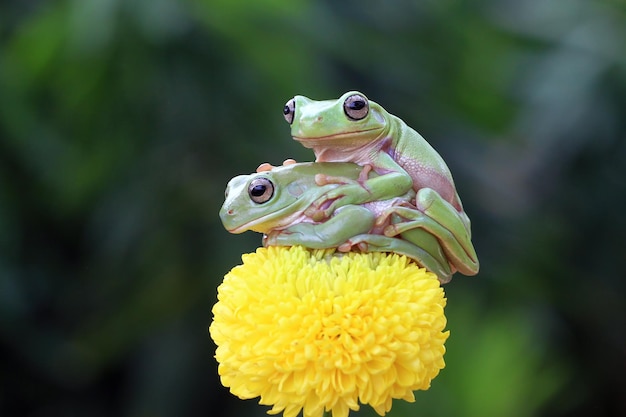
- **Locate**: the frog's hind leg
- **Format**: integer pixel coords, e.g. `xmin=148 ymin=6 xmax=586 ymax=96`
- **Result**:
xmin=383 ymin=189 xmax=478 ymax=276
xmin=339 ymin=234 xmax=452 ymax=283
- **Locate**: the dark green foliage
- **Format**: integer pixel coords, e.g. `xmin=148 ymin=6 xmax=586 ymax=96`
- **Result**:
xmin=1 ymin=0 xmax=624 ymax=416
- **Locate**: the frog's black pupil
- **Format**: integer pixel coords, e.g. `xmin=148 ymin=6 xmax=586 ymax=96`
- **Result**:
xmin=283 ymin=105 xmax=291 ymax=115
xmin=250 ymin=185 xmax=266 ymax=196
xmin=350 ymin=100 xmax=365 ymax=110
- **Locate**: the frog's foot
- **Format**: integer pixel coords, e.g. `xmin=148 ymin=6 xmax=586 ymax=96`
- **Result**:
xmin=304 ymin=184 xmax=374 ymax=221
xmin=338 ymin=234 xmax=452 ymax=283
xmin=337 ymin=240 xmax=369 ymax=253
xmin=382 ymin=188 xmax=479 ymax=276
xmin=256 ymin=159 xmax=298 ymax=173
xmin=306 ymin=174 xmax=370 ymax=221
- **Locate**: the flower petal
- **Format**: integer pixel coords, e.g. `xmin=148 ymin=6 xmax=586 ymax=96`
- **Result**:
xmin=209 ymin=246 xmax=448 ymax=416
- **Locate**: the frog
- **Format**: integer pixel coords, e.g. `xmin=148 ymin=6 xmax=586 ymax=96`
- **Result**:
xmin=219 ymin=161 xmax=474 ymax=282
xmin=282 ymin=91 xmax=479 ymax=276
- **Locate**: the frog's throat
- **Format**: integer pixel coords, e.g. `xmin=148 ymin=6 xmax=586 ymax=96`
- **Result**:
xmin=227 ymin=209 xmax=309 ymax=234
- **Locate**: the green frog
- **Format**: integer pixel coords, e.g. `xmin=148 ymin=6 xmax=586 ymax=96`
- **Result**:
xmin=220 ymin=161 xmax=476 ymax=282
xmin=283 ymin=91 xmax=478 ymax=276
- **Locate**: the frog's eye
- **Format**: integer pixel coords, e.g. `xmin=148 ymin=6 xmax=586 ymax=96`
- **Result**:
xmin=283 ymin=98 xmax=295 ymax=124
xmin=343 ymin=94 xmax=369 ymax=120
xmin=248 ymin=178 xmax=274 ymax=204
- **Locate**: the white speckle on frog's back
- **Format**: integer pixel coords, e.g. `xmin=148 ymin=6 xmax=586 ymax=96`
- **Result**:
xmin=395 ymin=150 xmax=460 ymax=211
xmin=389 ymin=118 xmax=462 ymax=210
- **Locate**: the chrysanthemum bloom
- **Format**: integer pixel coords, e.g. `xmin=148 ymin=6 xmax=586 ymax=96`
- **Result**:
xmin=209 ymin=245 xmax=449 ymax=417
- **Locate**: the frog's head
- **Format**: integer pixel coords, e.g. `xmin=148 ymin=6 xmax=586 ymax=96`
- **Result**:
xmin=220 ymin=171 xmax=300 ymax=234
xmin=283 ymin=91 xmax=390 ymax=148
xmin=220 ymin=163 xmax=342 ymax=234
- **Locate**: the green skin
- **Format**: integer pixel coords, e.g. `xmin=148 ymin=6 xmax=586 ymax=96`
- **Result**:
xmin=219 ymin=162 xmax=475 ymax=282
xmin=283 ymin=91 xmax=479 ymax=276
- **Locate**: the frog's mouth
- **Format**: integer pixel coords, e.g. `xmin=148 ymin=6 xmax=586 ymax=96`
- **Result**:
xmin=293 ymin=127 xmax=382 ymax=143
xmin=227 ymin=209 xmax=309 ymax=234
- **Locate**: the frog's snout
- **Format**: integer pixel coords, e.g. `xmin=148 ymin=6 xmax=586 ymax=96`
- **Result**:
xmin=299 ymin=114 xmax=324 ymax=129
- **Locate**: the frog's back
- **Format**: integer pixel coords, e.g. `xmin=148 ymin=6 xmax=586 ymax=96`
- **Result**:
xmin=390 ymin=116 xmax=462 ymax=211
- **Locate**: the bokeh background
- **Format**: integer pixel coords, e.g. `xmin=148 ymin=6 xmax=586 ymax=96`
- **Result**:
xmin=1 ymin=0 xmax=625 ymax=416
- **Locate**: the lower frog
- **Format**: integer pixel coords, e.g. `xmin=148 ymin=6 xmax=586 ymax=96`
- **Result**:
xmin=220 ymin=161 xmax=475 ymax=282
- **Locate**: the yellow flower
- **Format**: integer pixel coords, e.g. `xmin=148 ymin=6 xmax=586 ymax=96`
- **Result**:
xmin=209 ymin=245 xmax=449 ymax=417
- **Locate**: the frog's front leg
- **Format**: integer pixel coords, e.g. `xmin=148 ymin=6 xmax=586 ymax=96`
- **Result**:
xmin=383 ymin=188 xmax=479 ymax=276
xmin=338 ymin=234 xmax=453 ymax=283
xmin=305 ymin=168 xmax=413 ymax=221
xmin=265 ymin=205 xmax=375 ymax=249
xmin=313 ymin=164 xmax=373 ymax=187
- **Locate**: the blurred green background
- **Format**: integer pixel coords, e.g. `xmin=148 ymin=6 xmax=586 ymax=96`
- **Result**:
xmin=1 ymin=0 xmax=625 ymax=416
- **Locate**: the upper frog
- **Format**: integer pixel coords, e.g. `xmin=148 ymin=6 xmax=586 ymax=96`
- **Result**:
xmin=283 ymin=91 xmax=465 ymax=215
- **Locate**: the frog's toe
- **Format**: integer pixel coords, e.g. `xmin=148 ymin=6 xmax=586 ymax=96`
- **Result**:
xmin=256 ymin=162 xmax=275 ymax=172
xmin=338 ymin=242 xmax=353 ymax=252
xmin=303 ymin=205 xmax=327 ymax=222
xmin=383 ymin=224 xmax=400 ymax=237
xmin=337 ymin=238 xmax=368 ymax=253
